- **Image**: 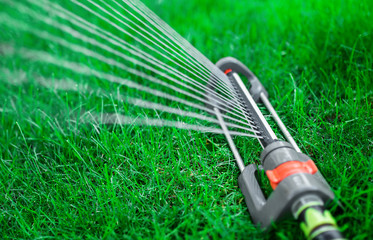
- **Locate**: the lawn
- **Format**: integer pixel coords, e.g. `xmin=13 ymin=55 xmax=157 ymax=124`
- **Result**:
xmin=0 ymin=0 xmax=372 ymax=239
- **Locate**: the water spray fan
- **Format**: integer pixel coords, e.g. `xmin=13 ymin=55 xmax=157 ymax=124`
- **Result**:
xmin=209 ymin=57 xmax=344 ymax=240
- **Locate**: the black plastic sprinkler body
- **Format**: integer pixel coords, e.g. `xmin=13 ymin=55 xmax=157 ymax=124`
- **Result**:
xmin=211 ymin=57 xmax=345 ymax=240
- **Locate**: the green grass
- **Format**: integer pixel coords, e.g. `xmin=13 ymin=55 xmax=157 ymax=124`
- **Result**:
xmin=1 ymin=0 xmax=372 ymax=239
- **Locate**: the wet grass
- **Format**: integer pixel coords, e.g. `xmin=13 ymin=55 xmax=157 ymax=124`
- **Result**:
xmin=1 ymin=0 xmax=372 ymax=239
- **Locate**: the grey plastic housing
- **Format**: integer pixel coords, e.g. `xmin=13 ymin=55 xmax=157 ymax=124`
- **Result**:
xmin=260 ymin=141 xmax=309 ymax=170
xmin=238 ymin=141 xmax=335 ymax=229
xmin=215 ymin=57 xmax=268 ymax=102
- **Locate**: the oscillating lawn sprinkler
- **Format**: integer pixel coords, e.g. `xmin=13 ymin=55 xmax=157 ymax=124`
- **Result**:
xmin=209 ymin=57 xmax=345 ymax=240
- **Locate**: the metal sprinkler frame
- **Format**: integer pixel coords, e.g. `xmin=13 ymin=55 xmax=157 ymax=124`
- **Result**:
xmin=210 ymin=57 xmax=344 ymax=240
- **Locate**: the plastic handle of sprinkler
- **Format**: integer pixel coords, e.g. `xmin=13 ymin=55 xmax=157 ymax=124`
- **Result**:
xmin=215 ymin=56 xmax=268 ymax=102
xmin=238 ymin=164 xmax=267 ymax=218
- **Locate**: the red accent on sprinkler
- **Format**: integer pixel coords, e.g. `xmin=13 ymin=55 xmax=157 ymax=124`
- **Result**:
xmin=266 ymin=160 xmax=318 ymax=189
xmin=224 ymin=69 xmax=233 ymax=74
